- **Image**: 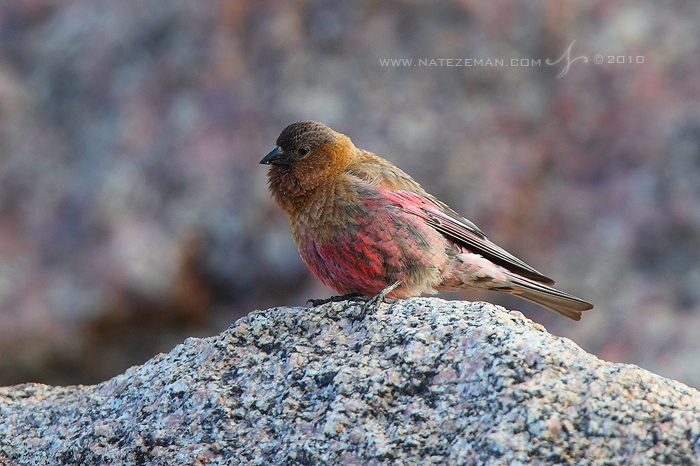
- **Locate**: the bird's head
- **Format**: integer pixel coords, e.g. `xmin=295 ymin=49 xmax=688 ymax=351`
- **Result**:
xmin=261 ymin=120 xmax=339 ymax=168
xmin=261 ymin=121 xmax=356 ymax=209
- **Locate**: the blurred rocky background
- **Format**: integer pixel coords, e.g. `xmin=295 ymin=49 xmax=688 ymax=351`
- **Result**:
xmin=0 ymin=0 xmax=698 ymax=387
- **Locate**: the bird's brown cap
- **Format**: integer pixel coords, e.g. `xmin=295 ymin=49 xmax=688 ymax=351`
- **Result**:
xmin=261 ymin=121 xmax=337 ymax=166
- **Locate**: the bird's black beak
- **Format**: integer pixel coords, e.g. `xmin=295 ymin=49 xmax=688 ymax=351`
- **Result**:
xmin=260 ymin=146 xmax=288 ymax=166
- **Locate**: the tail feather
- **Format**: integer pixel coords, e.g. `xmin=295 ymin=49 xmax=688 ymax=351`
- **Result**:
xmin=506 ymin=275 xmax=593 ymax=321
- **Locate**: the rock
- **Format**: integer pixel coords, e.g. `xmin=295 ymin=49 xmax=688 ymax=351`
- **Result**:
xmin=1 ymin=298 xmax=699 ymax=465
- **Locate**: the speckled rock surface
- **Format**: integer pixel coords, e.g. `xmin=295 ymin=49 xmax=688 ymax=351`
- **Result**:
xmin=1 ymin=298 xmax=699 ymax=465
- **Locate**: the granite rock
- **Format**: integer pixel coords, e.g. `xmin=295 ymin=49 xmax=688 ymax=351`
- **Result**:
xmin=1 ymin=298 xmax=699 ymax=465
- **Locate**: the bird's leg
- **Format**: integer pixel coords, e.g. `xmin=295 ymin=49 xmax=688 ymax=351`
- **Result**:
xmin=307 ymin=293 xmax=363 ymax=307
xmin=351 ymin=281 xmax=401 ymax=320
xmin=307 ymin=281 xmax=401 ymax=319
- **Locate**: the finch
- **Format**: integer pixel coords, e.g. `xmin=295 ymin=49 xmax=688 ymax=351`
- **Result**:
xmin=261 ymin=121 xmax=593 ymax=320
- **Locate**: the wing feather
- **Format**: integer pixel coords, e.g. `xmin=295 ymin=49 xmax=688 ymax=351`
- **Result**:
xmin=384 ymin=190 xmax=556 ymax=285
xmin=346 ymin=154 xmax=555 ymax=285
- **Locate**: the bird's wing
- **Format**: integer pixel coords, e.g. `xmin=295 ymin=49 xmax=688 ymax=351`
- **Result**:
xmin=346 ymin=153 xmax=554 ymax=284
xmin=383 ymin=189 xmax=556 ymax=285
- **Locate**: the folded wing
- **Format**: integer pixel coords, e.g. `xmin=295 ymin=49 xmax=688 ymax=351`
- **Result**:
xmin=383 ymin=189 xmax=556 ymax=285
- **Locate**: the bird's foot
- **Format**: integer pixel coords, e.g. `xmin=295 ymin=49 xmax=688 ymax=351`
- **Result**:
xmin=307 ymin=293 xmax=362 ymax=307
xmin=306 ymin=282 xmax=400 ymax=320
xmin=351 ymin=281 xmax=401 ymax=321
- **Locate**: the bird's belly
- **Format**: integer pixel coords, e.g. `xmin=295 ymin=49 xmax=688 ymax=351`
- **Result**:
xmin=297 ymin=234 xmax=390 ymax=296
xmin=292 ymin=210 xmax=448 ymax=297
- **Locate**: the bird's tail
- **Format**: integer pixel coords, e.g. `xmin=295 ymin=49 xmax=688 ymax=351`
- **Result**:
xmin=506 ymin=274 xmax=593 ymax=321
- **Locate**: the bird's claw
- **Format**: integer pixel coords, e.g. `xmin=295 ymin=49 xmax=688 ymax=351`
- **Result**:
xmin=350 ymin=281 xmax=401 ymax=321
xmin=306 ymin=282 xmax=401 ymax=320
xmin=307 ymin=293 xmax=363 ymax=307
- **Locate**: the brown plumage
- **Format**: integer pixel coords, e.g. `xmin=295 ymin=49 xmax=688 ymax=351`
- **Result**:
xmin=261 ymin=121 xmax=593 ymax=320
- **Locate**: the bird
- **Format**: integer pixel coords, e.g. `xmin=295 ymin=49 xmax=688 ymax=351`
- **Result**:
xmin=260 ymin=121 xmax=593 ymax=320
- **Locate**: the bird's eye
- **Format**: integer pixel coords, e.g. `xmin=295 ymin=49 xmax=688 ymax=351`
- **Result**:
xmin=298 ymin=147 xmax=310 ymax=157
